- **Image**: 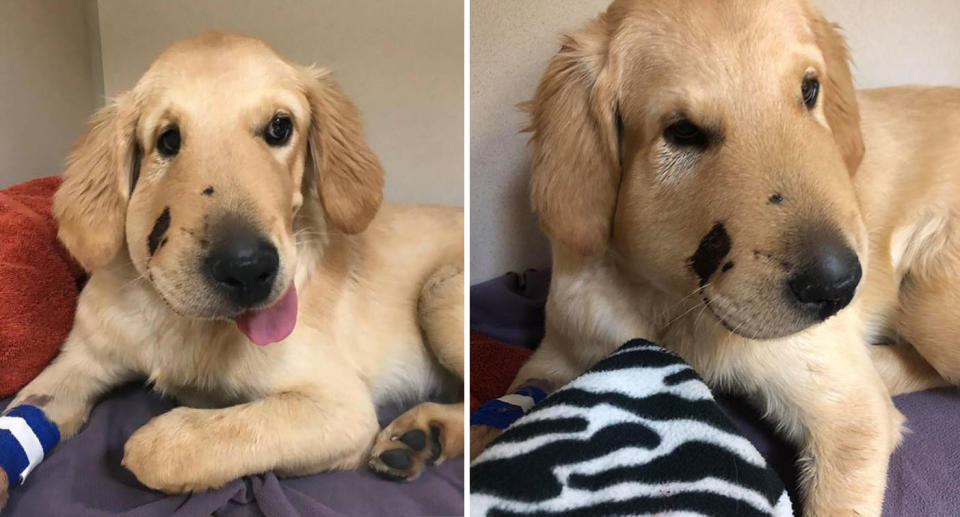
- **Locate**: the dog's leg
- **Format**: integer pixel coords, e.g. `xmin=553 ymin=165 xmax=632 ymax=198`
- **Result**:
xmin=469 ymin=332 xmax=589 ymax=460
xmin=368 ymin=401 xmax=464 ymax=480
xmin=896 ymin=271 xmax=960 ymax=384
xmin=121 ymin=384 xmax=380 ymax=493
xmin=5 ymin=341 xmax=129 ymax=438
xmin=369 ymin=264 xmax=464 ymax=480
xmin=739 ymin=330 xmax=903 ymax=517
xmin=1 ymin=338 xmax=130 ymax=508
xmin=867 ymin=342 xmax=949 ymax=395
xmin=417 ymin=264 xmax=464 ymax=380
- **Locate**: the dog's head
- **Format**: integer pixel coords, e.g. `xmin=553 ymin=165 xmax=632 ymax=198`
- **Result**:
xmin=53 ymin=32 xmax=383 ymax=344
xmin=529 ymin=0 xmax=867 ymax=339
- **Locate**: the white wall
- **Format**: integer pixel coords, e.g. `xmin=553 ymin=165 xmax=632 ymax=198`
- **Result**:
xmin=0 ymin=0 xmax=101 ymax=187
xmin=469 ymin=0 xmax=960 ymax=282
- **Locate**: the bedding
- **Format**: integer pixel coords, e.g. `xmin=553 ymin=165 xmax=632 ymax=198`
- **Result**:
xmin=469 ymin=332 xmax=532 ymax=412
xmin=471 ymin=270 xmax=960 ymax=516
xmin=0 ymin=387 xmax=464 ymax=516
xmin=472 ymin=339 xmax=792 ymax=517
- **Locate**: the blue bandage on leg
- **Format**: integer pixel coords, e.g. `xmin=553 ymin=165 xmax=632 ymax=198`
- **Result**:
xmin=471 ymin=385 xmax=547 ymax=429
xmin=0 ymin=405 xmax=60 ymax=487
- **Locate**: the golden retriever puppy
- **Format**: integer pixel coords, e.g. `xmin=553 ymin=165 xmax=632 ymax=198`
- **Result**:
xmin=1 ymin=31 xmax=463 ymax=503
xmin=473 ymin=0 xmax=960 ymax=515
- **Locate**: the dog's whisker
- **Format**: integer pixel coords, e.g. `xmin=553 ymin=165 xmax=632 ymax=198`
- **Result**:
xmin=693 ymin=302 xmax=710 ymax=327
xmin=663 ymin=283 xmax=712 ymax=328
xmin=293 ymin=229 xmax=325 ymax=237
xmin=729 ymin=316 xmax=747 ymax=337
xmin=664 ymin=296 xmax=709 ymax=329
xmin=667 ymin=283 xmax=711 ymax=312
xmin=117 ymin=272 xmax=148 ymax=292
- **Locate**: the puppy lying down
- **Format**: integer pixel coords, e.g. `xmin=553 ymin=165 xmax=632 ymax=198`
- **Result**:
xmin=0 ymin=32 xmax=463 ymax=506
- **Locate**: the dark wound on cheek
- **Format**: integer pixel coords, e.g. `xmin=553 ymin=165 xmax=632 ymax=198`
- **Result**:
xmin=147 ymin=207 xmax=171 ymax=256
xmin=689 ymin=222 xmax=731 ymax=286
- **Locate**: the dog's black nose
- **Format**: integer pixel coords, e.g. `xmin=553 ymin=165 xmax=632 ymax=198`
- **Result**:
xmin=787 ymin=229 xmax=861 ymax=321
xmin=205 ymin=235 xmax=279 ymax=307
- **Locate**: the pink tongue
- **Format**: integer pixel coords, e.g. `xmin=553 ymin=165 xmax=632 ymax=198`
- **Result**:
xmin=235 ymin=284 xmax=298 ymax=345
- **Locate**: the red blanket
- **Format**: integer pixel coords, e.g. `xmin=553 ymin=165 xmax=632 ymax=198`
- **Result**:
xmin=469 ymin=332 xmax=530 ymax=412
xmin=0 ymin=177 xmax=83 ymax=397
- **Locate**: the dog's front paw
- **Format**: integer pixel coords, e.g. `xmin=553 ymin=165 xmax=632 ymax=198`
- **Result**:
xmin=369 ymin=425 xmax=442 ymax=482
xmin=122 ymin=408 xmax=230 ymax=493
xmin=368 ymin=402 xmax=462 ymax=482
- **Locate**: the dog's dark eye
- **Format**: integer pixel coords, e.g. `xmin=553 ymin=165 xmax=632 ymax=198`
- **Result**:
xmin=802 ymin=77 xmax=820 ymax=109
xmin=664 ymin=119 xmax=708 ymax=148
xmin=264 ymin=114 xmax=293 ymax=146
xmin=157 ymin=128 xmax=180 ymax=156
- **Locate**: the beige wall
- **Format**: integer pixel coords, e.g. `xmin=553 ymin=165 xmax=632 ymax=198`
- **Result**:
xmin=470 ymin=0 xmax=960 ymax=282
xmin=95 ymin=0 xmax=463 ymax=206
xmin=0 ymin=0 xmax=101 ymax=187
xmin=470 ymin=0 xmax=608 ymax=281
xmin=821 ymin=1 xmax=960 ymax=88
xmin=0 ymin=0 xmax=463 ymax=207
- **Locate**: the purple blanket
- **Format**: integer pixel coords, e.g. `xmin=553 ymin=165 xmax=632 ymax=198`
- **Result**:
xmin=472 ymin=270 xmax=960 ymax=516
xmin=1 ymin=385 xmax=463 ymax=516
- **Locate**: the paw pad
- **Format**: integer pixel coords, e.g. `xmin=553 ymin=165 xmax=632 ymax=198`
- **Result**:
xmin=369 ymin=425 xmax=445 ymax=482
xmin=427 ymin=425 xmax=442 ymax=464
xmin=379 ymin=448 xmax=412 ymax=470
xmin=399 ymin=429 xmax=426 ymax=451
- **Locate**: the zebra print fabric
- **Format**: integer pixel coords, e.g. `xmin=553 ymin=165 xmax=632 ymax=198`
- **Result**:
xmin=471 ymin=339 xmax=793 ymax=517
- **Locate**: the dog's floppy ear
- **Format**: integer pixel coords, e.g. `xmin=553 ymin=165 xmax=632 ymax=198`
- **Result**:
xmin=808 ymin=10 xmax=864 ymax=175
xmin=302 ymin=67 xmax=384 ymax=234
xmin=526 ymin=14 xmax=619 ymax=257
xmin=53 ymin=92 xmax=139 ymax=271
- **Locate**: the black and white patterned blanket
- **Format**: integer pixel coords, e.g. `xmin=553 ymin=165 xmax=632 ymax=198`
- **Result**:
xmin=471 ymin=339 xmax=793 ymax=516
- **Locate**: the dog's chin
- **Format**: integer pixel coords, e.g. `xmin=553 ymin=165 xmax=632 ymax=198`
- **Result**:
xmin=147 ymin=278 xmax=243 ymax=320
xmin=152 ymin=288 xmax=231 ymax=320
xmin=150 ymin=278 xmax=299 ymax=345
xmin=153 ymin=290 xmax=280 ymax=321
xmin=702 ymin=294 xmax=816 ymax=341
